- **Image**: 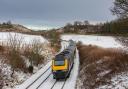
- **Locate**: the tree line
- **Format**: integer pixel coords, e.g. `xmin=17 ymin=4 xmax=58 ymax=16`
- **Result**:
xmin=63 ymin=0 xmax=128 ymax=35
xmin=0 ymin=21 xmax=13 ymax=28
xmin=102 ymin=0 xmax=128 ymax=34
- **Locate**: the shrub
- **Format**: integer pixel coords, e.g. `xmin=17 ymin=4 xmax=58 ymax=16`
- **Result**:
xmin=41 ymin=30 xmax=61 ymax=52
xmin=77 ymin=44 xmax=128 ymax=88
xmin=7 ymin=33 xmax=26 ymax=75
xmin=23 ymin=39 xmax=44 ymax=67
xmin=8 ymin=50 xmax=26 ymax=72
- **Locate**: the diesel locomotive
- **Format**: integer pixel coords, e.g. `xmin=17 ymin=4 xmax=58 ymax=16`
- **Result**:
xmin=52 ymin=40 xmax=76 ymax=79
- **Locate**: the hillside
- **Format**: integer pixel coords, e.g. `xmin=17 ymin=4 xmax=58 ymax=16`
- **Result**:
xmin=0 ymin=23 xmax=32 ymax=33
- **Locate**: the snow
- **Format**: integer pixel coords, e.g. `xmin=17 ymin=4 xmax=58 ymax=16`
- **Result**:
xmin=0 ymin=32 xmax=47 ymax=45
xmin=98 ymin=70 xmax=111 ymax=77
xmin=61 ymin=34 xmax=123 ymax=48
xmin=15 ymin=62 xmax=51 ymax=89
xmin=0 ymin=57 xmax=12 ymax=79
xmin=97 ymin=72 xmax=128 ymax=89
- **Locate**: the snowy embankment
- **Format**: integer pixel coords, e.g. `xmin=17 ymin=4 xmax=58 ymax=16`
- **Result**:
xmin=0 ymin=32 xmax=53 ymax=89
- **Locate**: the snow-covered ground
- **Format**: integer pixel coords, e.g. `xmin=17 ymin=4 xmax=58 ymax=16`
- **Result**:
xmin=97 ymin=72 xmax=128 ymax=89
xmin=0 ymin=32 xmax=48 ymax=45
xmin=61 ymin=34 xmax=123 ymax=48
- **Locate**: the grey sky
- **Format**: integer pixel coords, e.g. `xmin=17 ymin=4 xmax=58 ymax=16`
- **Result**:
xmin=0 ymin=0 xmax=115 ymax=29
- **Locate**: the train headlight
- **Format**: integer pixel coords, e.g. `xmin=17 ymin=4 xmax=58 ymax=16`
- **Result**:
xmin=63 ymin=70 xmax=67 ymax=72
xmin=53 ymin=70 xmax=57 ymax=72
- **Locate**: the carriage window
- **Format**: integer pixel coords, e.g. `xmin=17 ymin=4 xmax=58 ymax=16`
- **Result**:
xmin=54 ymin=61 xmax=64 ymax=66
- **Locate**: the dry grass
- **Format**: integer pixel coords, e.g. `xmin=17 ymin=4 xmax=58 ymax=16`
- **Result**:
xmin=77 ymin=44 xmax=128 ymax=88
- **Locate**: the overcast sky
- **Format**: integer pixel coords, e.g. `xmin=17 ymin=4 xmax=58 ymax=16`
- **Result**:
xmin=0 ymin=0 xmax=116 ymax=29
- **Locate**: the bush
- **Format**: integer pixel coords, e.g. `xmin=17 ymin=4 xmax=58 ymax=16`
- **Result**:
xmin=41 ymin=30 xmax=61 ymax=52
xmin=8 ymin=50 xmax=26 ymax=72
xmin=7 ymin=33 xmax=27 ymax=75
xmin=23 ymin=39 xmax=44 ymax=67
xmin=77 ymin=44 xmax=128 ymax=88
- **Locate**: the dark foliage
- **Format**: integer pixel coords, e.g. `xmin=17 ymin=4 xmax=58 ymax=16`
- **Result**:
xmin=111 ymin=0 xmax=128 ymax=19
xmin=0 ymin=21 xmax=13 ymax=28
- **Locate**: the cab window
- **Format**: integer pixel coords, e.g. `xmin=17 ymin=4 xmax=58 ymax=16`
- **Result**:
xmin=54 ymin=61 xmax=64 ymax=66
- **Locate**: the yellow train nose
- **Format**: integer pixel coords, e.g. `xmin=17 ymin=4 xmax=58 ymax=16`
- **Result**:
xmin=52 ymin=59 xmax=68 ymax=71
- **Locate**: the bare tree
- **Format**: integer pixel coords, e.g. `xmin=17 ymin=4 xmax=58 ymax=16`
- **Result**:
xmin=26 ymin=39 xmax=44 ymax=66
xmin=111 ymin=0 xmax=128 ymax=18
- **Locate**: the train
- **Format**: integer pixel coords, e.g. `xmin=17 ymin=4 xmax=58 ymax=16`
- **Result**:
xmin=52 ymin=40 xmax=76 ymax=80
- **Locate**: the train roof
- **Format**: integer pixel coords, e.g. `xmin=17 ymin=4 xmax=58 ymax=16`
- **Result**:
xmin=54 ymin=40 xmax=76 ymax=61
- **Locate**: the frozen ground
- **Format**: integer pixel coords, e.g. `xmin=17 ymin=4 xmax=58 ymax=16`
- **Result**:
xmin=0 ymin=32 xmax=48 ymax=45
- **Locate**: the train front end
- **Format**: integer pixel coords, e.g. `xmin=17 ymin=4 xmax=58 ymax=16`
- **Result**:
xmin=52 ymin=55 xmax=68 ymax=79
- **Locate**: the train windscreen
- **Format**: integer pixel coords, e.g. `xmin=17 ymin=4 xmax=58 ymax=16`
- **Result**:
xmin=54 ymin=61 xmax=64 ymax=66
xmin=55 ymin=55 xmax=65 ymax=66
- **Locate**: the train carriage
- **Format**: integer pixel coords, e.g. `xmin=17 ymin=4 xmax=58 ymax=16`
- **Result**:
xmin=52 ymin=40 xmax=76 ymax=80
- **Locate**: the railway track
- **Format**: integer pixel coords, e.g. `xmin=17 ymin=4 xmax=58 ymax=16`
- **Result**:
xmin=24 ymin=66 xmax=67 ymax=89
xmin=36 ymin=73 xmax=52 ymax=89
xmin=50 ymin=79 xmax=67 ymax=89
xmin=36 ymin=75 xmax=67 ymax=89
xmin=25 ymin=66 xmax=51 ymax=89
